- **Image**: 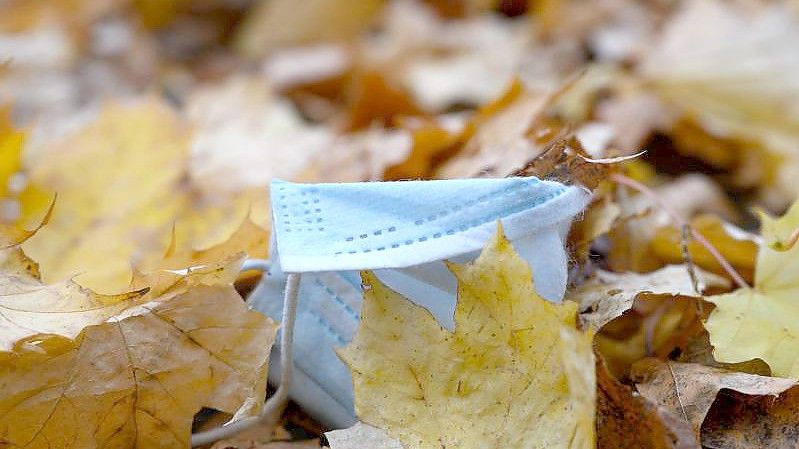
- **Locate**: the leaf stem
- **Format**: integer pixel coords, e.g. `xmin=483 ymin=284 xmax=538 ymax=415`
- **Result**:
xmin=610 ymin=173 xmax=748 ymax=290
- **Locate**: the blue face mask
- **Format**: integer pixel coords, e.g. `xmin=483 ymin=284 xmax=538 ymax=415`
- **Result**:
xmin=247 ymin=177 xmax=589 ymax=428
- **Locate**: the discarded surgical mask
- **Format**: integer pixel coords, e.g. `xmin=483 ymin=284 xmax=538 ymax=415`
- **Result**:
xmin=248 ymin=177 xmax=590 ymax=428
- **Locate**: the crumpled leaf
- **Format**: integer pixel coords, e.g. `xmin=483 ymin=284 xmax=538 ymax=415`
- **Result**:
xmin=632 ymin=359 xmax=797 ymax=441
xmin=705 ymin=199 xmax=799 ymax=378
xmin=597 ymin=357 xmax=699 ymax=449
xmin=574 ymin=265 xmax=728 ymax=331
xmin=0 ymin=256 xmax=278 ymax=449
xmin=339 ymin=226 xmax=595 ymax=449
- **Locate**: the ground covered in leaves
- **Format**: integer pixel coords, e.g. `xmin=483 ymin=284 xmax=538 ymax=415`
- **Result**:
xmin=2 ymin=0 xmax=799 ymax=448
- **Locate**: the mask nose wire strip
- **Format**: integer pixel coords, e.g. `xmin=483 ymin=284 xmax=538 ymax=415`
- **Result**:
xmin=191 ymin=265 xmax=300 ymax=447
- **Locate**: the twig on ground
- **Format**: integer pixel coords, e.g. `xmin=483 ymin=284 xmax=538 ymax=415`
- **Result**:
xmin=610 ymin=173 xmax=749 ymax=290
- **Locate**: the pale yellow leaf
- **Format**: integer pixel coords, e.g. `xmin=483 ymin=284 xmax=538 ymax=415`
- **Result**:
xmin=705 ymin=199 xmax=799 ymax=378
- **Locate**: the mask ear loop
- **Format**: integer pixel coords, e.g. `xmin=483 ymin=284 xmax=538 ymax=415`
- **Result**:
xmin=191 ymin=260 xmax=300 ymax=447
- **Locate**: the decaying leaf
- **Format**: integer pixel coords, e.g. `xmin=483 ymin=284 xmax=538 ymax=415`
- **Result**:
xmin=632 ymin=359 xmax=797 ymax=441
xmin=596 ymin=357 xmax=699 ymax=449
xmin=705 ymin=200 xmax=799 ymax=378
xmin=339 ymin=226 xmax=595 ymax=449
xmin=0 ymin=256 xmax=279 ymax=449
xmin=574 ymin=265 xmax=728 ymax=331
xmin=702 ymin=382 xmax=799 ymax=448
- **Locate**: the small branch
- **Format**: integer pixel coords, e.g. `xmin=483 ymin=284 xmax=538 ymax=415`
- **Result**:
xmin=610 ymin=173 xmax=749 ymax=290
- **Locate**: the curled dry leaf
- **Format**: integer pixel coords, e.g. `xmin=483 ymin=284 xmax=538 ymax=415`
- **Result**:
xmin=573 ymin=265 xmax=728 ymax=331
xmin=596 ymin=357 xmax=699 ymax=449
xmin=705 ymin=200 xmax=799 ymax=378
xmin=0 ymin=256 xmax=279 ymax=449
xmin=339 ymin=226 xmax=595 ymax=449
xmin=701 ymin=382 xmax=799 ymax=449
xmin=632 ymin=359 xmax=797 ymax=442
xmin=594 ymin=294 xmax=708 ymax=379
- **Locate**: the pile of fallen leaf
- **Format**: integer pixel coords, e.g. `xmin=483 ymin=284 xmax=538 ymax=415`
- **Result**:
xmin=2 ymin=0 xmax=799 ymax=448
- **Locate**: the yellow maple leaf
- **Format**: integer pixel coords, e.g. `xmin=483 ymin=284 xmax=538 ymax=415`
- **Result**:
xmin=0 ymin=256 xmax=278 ymax=449
xmin=18 ymin=98 xmax=268 ymax=294
xmin=705 ymin=200 xmax=799 ymax=378
xmin=339 ymin=226 xmax=595 ymax=449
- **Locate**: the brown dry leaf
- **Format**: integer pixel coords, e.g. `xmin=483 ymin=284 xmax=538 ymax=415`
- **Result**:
xmin=0 ymin=255 xmax=278 ymax=449
xmin=573 ymin=265 xmax=728 ymax=331
xmin=434 ymin=81 xmax=564 ymax=178
xmin=701 ymin=383 xmax=799 ymax=448
xmin=650 ymin=214 xmax=758 ymax=283
xmin=596 ymin=357 xmax=699 ymax=449
xmin=235 ymin=0 xmax=384 ymax=58
xmin=594 ymin=295 xmax=708 ymax=379
xmin=511 ymin=134 xmax=615 ymax=189
xmin=345 ymin=70 xmax=423 ymax=131
xmin=631 ymin=359 xmax=797 ymax=441
xmin=383 ymin=116 xmax=458 ymax=179
xmin=569 ymin=194 xmax=621 ymax=263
